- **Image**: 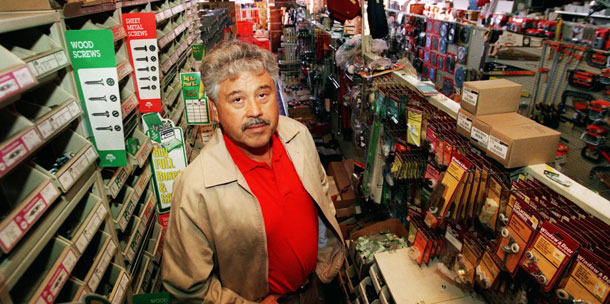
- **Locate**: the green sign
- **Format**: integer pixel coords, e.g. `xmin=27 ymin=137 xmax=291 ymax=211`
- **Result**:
xmin=180 ymin=72 xmax=211 ymax=125
xmin=133 ymin=292 xmax=170 ymax=304
xmin=192 ymin=44 xmax=204 ymax=61
xmin=66 ymin=29 xmax=127 ymax=167
xmin=142 ymin=113 xmax=187 ymax=213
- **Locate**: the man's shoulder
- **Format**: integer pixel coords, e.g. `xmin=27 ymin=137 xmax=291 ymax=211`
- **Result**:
xmin=279 ymin=115 xmax=308 ymax=130
xmin=278 ymin=115 xmax=312 ymax=140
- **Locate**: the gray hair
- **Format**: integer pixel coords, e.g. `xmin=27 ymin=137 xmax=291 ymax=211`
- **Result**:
xmin=200 ymin=40 xmax=279 ymax=102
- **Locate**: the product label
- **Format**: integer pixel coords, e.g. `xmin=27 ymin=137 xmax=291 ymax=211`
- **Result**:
xmin=462 ymin=87 xmax=479 ymax=106
xmin=38 ymin=101 xmax=81 ymax=139
xmin=496 ymin=200 xmax=539 ymax=274
xmin=563 ymin=253 xmax=610 ymax=304
xmin=407 ymin=106 xmax=423 ymax=147
xmin=57 ymin=146 xmax=96 ymax=191
xmin=0 ymin=128 xmax=42 ymax=177
xmin=522 ymin=222 xmax=579 ymax=291
xmin=0 ymin=66 xmax=37 ymax=101
xmin=457 ymin=112 xmax=472 ymax=131
xmin=36 ymin=249 xmax=77 ymax=304
xmin=143 ymin=113 xmax=188 ymax=213
xmin=470 ymin=126 xmax=489 ymax=146
xmin=487 ymin=135 xmax=509 ymax=159
xmin=438 ymin=155 xmax=470 ymax=217
xmin=0 ymin=182 xmax=59 ymax=253
xmin=477 ymin=251 xmax=500 ymax=288
xmin=121 ymin=93 xmax=139 ymax=118
xmin=136 ymin=138 xmax=153 ymax=167
xmin=27 ymin=50 xmax=69 ymax=77
xmin=111 ymin=272 xmax=130 ymax=304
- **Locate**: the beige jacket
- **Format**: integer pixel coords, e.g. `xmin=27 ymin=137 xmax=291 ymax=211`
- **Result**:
xmin=161 ymin=116 xmax=345 ymax=303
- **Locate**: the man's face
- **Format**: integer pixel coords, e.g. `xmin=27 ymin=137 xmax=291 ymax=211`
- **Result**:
xmin=211 ymin=70 xmax=279 ymax=152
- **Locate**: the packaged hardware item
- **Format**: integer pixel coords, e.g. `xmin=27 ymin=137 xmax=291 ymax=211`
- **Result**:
xmin=519 ymin=221 xmax=579 ymax=292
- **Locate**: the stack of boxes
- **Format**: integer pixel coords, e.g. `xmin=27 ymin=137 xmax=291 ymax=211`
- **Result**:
xmin=456 ymin=79 xmax=561 ymax=168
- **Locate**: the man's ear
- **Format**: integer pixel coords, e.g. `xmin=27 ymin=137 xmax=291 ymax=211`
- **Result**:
xmin=209 ymin=99 xmax=219 ymax=123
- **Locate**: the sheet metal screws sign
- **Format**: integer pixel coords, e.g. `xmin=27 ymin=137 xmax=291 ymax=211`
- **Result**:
xmin=123 ymin=13 xmax=162 ymax=113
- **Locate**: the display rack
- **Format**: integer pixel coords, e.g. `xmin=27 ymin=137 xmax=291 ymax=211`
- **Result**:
xmin=0 ymin=0 xmax=201 ymax=302
xmin=364 ymin=49 xmax=610 ymax=225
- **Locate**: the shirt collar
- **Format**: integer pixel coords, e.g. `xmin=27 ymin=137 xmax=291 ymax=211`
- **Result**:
xmin=223 ymin=132 xmax=284 ymax=173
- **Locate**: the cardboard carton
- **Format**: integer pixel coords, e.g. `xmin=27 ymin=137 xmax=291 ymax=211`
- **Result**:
xmin=486 ymin=122 xmax=560 ymax=168
xmin=328 ymin=161 xmax=356 ymax=200
xmin=470 ymin=112 xmax=532 ymax=151
xmin=461 ymin=79 xmax=521 ymax=115
xmin=348 ymin=219 xmax=409 ymax=277
xmin=0 ymin=0 xmax=56 ymax=11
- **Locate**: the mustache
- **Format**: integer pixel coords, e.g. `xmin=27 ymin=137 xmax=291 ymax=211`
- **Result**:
xmin=242 ymin=118 xmax=270 ymax=131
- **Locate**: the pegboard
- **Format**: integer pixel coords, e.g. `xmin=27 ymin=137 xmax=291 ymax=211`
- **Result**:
xmin=387 ymin=11 xmax=486 ymax=97
xmin=488 ymin=46 xmax=542 ymax=112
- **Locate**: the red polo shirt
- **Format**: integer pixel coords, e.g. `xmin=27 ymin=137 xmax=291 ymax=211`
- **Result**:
xmin=223 ymin=132 xmax=318 ymax=295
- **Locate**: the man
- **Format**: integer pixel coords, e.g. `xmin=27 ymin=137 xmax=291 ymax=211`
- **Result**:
xmin=161 ymin=40 xmax=345 ymax=304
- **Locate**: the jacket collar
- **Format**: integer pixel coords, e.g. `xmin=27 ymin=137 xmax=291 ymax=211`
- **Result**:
xmin=202 ymin=116 xmax=301 ymax=189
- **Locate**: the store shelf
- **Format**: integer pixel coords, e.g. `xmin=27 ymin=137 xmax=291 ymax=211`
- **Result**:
xmin=31 ymin=130 xmax=98 ymax=193
xmin=86 ymin=233 xmax=117 ymax=294
xmin=555 ymin=10 xmax=610 ymax=19
xmin=525 ymin=164 xmax=610 ymax=225
xmin=144 ymin=222 xmax=164 ymax=263
xmin=0 ymin=111 xmax=44 ymax=178
xmin=128 ymin=129 xmax=153 ymax=168
xmin=363 ymin=48 xmax=610 ymax=226
xmin=129 ymin=165 xmax=152 ymax=199
xmin=103 ymin=162 xmax=134 ymax=200
xmin=10 ymin=236 xmax=79 ymax=303
xmin=110 ymin=186 xmax=137 ymax=233
xmin=63 ymin=2 xmax=118 ymax=19
xmin=374 ymin=248 xmax=485 ymax=304
xmin=0 ymin=167 xmax=97 ymax=293
xmin=0 ymin=166 xmax=61 ymax=254
xmin=133 ymin=254 xmax=155 ymax=294
xmin=0 ymin=11 xmax=60 ymax=34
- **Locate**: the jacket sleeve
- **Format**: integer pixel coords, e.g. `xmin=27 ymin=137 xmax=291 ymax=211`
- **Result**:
xmin=161 ymin=172 xmax=258 ymax=304
xmin=298 ymin=125 xmax=345 ymax=284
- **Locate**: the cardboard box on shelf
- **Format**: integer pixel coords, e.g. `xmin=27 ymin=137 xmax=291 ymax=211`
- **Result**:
xmin=486 ymin=122 xmax=560 ymax=168
xmin=461 ymin=79 xmax=521 ymax=115
xmin=470 ymin=112 xmax=532 ymax=151
xmin=0 ymin=0 xmax=57 ymax=11
xmin=288 ymin=106 xmax=311 ymax=117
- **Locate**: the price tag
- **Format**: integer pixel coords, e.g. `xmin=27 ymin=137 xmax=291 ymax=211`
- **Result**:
xmin=0 ymin=66 xmax=37 ymax=101
xmin=121 ymin=94 xmax=138 ymax=117
xmin=27 ymin=51 xmax=65 ymax=77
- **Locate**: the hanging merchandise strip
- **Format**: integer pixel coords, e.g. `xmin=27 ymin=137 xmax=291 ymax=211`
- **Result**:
xmin=180 ymin=72 xmax=211 ymax=125
xmin=142 ymin=113 xmax=187 ymax=215
xmin=123 ymin=13 xmax=162 ymax=113
xmin=66 ymin=29 xmax=127 ymax=167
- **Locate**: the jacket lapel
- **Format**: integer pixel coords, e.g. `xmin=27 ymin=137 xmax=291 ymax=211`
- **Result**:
xmin=202 ymin=128 xmax=253 ymax=194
